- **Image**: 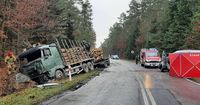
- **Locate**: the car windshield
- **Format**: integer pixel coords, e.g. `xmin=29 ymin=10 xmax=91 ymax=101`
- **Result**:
xmin=146 ymin=52 xmax=158 ymax=57
xmin=113 ymin=55 xmax=118 ymax=57
xmin=20 ymin=50 xmax=42 ymax=65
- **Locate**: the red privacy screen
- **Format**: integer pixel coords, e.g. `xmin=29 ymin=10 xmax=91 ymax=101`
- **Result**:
xmin=169 ymin=51 xmax=200 ymax=78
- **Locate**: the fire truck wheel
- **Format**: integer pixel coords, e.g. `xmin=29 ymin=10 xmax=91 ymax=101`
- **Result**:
xmin=161 ymin=67 xmax=165 ymax=72
xmin=83 ymin=63 xmax=89 ymax=73
xmin=141 ymin=64 xmax=144 ymax=67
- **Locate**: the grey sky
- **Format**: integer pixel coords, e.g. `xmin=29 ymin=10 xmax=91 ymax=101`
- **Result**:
xmin=90 ymin=0 xmax=131 ymax=47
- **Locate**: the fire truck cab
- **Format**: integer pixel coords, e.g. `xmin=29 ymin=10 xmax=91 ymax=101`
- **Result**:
xmin=140 ymin=48 xmax=161 ymax=68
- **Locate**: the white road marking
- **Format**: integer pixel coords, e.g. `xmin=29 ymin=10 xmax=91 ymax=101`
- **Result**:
xmin=138 ymin=74 xmax=157 ymax=105
xmin=186 ymin=79 xmax=200 ymax=86
xmin=136 ymin=75 xmax=150 ymax=105
xmin=146 ymin=89 xmax=157 ymax=105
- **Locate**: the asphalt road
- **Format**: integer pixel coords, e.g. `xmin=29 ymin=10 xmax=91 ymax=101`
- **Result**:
xmin=43 ymin=60 xmax=200 ymax=105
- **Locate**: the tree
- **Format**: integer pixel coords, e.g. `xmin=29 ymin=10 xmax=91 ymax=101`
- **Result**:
xmin=158 ymin=0 xmax=195 ymax=52
xmin=4 ymin=0 xmax=49 ymax=53
xmin=50 ymin=0 xmax=96 ymax=46
xmin=186 ymin=0 xmax=200 ymax=49
xmin=0 ymin=0 xmax=96 ymax=55
xmin=102 ymin=0 xmax=141 ymax=58
xmin=79 ymin=0 xmax=96 ymax=47
xmin=0 ymin=0 xmax=15 ymax=50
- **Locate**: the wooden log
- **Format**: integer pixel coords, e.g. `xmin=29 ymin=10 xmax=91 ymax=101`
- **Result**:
xmin=61 ymin=49 xmax=66 ymax=53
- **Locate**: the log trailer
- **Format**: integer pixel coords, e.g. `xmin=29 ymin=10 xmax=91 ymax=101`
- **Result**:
xmin=91 ymin=48 xmax=110 ymax=68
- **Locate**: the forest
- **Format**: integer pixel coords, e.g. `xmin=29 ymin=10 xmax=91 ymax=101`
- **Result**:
xmin=102 ymin=0 xmax=200 ymax=59
xmin=0 ymin=0 xmax=96 ymax=56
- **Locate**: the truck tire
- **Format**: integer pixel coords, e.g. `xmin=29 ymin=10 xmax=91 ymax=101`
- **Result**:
xmin=83 ymin=63 xmax=89 ymax=73
xmin=161 ymin=67 xmax=166 ymax=72
xmin=104 ymin=62 xmax=109 ymax=68
xmin=108 ymin=61 xmax=110 ymax=66
xmin=141 ymin=64 xmax=144 ymax=67
xmin=35 ymin=74 xmax=49 ymax=84
xmin=87 ymin=62 xmax=94 ymax=70
xmin=55 ymin=70 xmax=65 ymax=80
xmin=159 ymin=64 xmax=162 ymax=69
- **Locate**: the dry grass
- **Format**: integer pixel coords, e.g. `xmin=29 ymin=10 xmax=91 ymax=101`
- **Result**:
xmin=190 ymin=78 xmax=200 ymax=84
xmin=0 ymin=70 xmax=101 ymax=105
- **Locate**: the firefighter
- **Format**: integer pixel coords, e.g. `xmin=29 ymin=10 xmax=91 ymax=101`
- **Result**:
xmin=4 ymin=51 xmax=16 ymax=74
xmin=135 ymin=54 xmax=139 ymax=64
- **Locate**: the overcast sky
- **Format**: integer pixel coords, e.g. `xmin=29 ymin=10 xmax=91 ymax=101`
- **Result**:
xmin=90 ymin=0 xmax=131 ymax=47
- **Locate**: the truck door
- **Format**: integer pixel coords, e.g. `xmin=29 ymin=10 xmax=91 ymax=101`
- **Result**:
xmin=42 ymin=48 xmax=55 ymax=72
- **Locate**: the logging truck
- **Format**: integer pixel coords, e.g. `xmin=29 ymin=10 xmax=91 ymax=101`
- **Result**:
xmin=91 ymin=48 xmax=110 ymax=68
xmin=18 ymin=38 xmax=94 ymax=84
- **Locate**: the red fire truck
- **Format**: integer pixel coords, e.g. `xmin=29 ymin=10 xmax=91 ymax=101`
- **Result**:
xmin=140 ymin=48 xmax=161 ymax=68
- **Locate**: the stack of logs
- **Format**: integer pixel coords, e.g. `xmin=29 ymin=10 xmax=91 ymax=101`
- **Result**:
xmin=61 ymin=47 xmax=89 ymax=64
xmin=91 ymin=48 xmax=104 ymax=61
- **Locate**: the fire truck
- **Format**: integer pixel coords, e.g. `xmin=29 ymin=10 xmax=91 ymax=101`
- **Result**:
xmin=140 ymin=48 xmax=161 ymax=68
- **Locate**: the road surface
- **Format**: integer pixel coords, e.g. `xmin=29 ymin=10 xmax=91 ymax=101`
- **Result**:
xmin=43 ymin=60 xmax=200 ymax=105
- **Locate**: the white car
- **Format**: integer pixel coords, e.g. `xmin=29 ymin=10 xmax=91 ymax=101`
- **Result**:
xmin=111 ymin=55 xmax=119 ymax=59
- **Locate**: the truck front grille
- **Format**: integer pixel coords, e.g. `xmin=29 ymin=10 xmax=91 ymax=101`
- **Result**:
xmin=148 ymin=61 xmax=160 ymax=63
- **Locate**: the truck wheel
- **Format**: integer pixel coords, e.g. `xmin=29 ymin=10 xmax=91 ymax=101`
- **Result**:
xmin=83 ymin=63 xmax=89 ymax=73
xmin=161 ymin=67 xmax=165 ymax=72
xmin=87 ymin=62 xmax=94 ymax=70
xmin=55 ymin=70 xmax=65 ymax=80
xmin=159 ymin=64 xmax=162 ymax=69
xmin=104 ymin=63 xmax=109 ymax=68
xmin=35 ymin=75 xmax=49 ymax=84
xmin=108 ymin=61 xmax=110 ymax=66
xmin=141 ymin=64 xmax=144 ymax=67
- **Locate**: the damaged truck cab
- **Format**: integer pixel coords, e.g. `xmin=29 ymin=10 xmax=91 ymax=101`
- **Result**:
xmin=19 ymin=44 xmax=65 ymax=84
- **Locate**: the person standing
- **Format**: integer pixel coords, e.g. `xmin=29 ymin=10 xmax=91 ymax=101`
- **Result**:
xmin=135 ymin=54 xmax=139 ymax=64
xmin=4 ymin=51 xmax=16 ymax=74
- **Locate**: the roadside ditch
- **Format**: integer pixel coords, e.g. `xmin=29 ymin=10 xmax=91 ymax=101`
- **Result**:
xmin=0 ymin=69 xmax=102 ymax=105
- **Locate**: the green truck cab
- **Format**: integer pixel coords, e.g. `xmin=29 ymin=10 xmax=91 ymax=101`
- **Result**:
xmin=19 ymin=39 xmax=94 ymax=84
xmin=19 ymin=44 xmax=65 ymax=83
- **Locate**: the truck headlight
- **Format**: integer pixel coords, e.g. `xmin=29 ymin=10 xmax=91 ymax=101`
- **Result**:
xmin=146 ymin=60 xmax=150 ymax=62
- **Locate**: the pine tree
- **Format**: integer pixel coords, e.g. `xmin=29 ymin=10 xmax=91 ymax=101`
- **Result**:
xmin=161 ymin=0 xmax=194 ymax=52
xmin=186 ymin=0 xmax=200 ymax=49
xmin=79 ymin=0 xmax=96 ymax=47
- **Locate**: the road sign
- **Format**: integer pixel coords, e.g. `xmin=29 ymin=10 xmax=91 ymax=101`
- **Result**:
xmin=131 ymin=50 xmax=134 ymax=54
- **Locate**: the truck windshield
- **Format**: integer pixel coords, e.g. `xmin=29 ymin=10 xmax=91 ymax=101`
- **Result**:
xmin=146 ymin=52 xmax=158 ymax=57
xmin=20 ymin=50 xmax=41 ymax=65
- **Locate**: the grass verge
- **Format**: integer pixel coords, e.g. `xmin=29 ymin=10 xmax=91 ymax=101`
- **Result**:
xmin=0 ymin=70 xmax=101 ymax=105
xmin=190 ymin=78 xmax=200 ymax=84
